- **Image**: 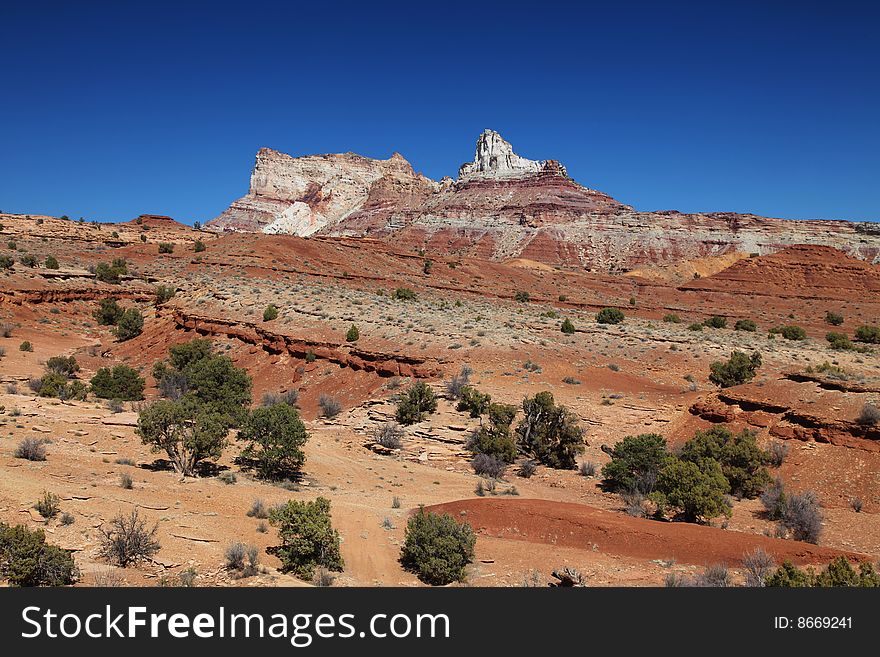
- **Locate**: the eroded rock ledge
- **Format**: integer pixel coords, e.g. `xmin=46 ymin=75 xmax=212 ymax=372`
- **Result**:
xmin=690 ymin=385 xmax=880 ymax=452
xmin=169 ymin=308 xmax=446 ymax=378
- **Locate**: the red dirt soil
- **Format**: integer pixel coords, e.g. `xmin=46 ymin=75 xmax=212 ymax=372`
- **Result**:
xmin=425 ymin=498 xmax=866 ymax=567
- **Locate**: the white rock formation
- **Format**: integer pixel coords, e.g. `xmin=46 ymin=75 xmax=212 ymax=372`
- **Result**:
xmin=206 ymin=131 xmax=880 ymax=269
xmin=457 ymin=129 xmax=565 ymax=180
xmin=211 ymin=148 xmax=432 ymax=236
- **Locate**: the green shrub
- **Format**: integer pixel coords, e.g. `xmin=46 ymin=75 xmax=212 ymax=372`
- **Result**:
xmin=765 ymin=561 xmax=814 ymax=587
xmin=780 ymin=325 xmax=807 ymax=341
xmin=44 ymin=255 xmax=59 ymax=269
xmin=263 ymin=304 xmax=279 ymax=321
xmin=826 ymin=332 xmax=853 ymax=350
xmin=152 ymin=340 xmax=251 ymax=427
xmin=560 ymin=318 xmax=575 ymax=334
xmin=345 ymin=324 xmax=360 ymax=342
xmin=155 ymin=285 xmax=176 ymax=305
xmin=19 ymin=341 xmax=33 ymax=352
xmin=515 ymin=391 xmax=585 ymax=469
xmin=708 ymin=350 xmax=762 ymax=387
xmin=46 ymin=355 xmax=79 ymax=377
xmin=95 ymin=258 xmax=127 ymax=284
xmin=19 ymin=254 xmax=37 ymax=267
xmin=90 ymin=365 xmax=145 ymax=401
xmin=395 ymin=381 xmax=438 ymax=425
xmin=269 ymin=497 xmax=343 ymax=580
xmin=0 ymin=522 xmax=79 ymax=586
xmin=34 ymin=491 xmax=61 ymax=519
xmin=467 ymin=403 xmax=518 ymax=463
xmin=514 ymin=291 xmax=530 ymax=303
xmin=601 ymin=433 xmax=669 ymax=493
xmin=704 ymin=315 xmax=727 ymax=329
xmin=596 ymin=307 xmax=624 ymax=324
xmin=854 ymin=325 xmax=880 ymax=343
xmin=734 ymin=319 xmax=757 ymax=332
xmin=158 ymin=242 xmax=174 ymax=254
xmin=114 ymin=308 xmax=144 ymax=341
xmin=36 ymin=373 xmax=67 ymax=397
xmin=392 ymin=288 xmax=417 ymax=301
xmin=37 ymin=374 xmax=88 ymax=400
xmin=237 ymin=403 xmax=308 ymax=479
xmin=824 ymin=311 xmax=844 ymax=326
xmin=813 ymin=557 xmax=860 ymax=587
xmin=687 ymin=322 xmax=704 ymax=331
xmin=400 ymin=507 xmax=476 ymax=585
xmin=456 ymin=385 xmax=491 ymax=418
xmin=651 ymin=457 xmax=731 ymax=522
xmin=662 ymin=314 xmax=681 ymax=323
xmin=194 ymin=240 xmax=206 ymax=253
xmin=679 ymin=426 xmax=770 ymax=498
xmin=163 ymin=338 xmax=214 ymax=372
xmin=136 ymin=398 xmax=229 ymax=476
xmin=94 ymin=298 xmax=124 ymax=325
xmin=766 ymin=558 xmax=880 ymax=588
xmin=815 ymin=557 xmax=880 ymax=587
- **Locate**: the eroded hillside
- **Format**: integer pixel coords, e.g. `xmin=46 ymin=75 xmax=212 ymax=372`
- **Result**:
xmin=1 ymin=212 xmax=879 ymax=586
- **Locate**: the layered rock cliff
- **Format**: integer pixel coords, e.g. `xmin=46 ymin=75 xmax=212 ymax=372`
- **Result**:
xmin=210 ymin=148 xmax=438 ymax=236
xmin=207 ymin=131 xmax=880 ymax=270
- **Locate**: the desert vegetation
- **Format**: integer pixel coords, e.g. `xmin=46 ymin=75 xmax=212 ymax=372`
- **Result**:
xmin=0 ymin=209 xmax=877 ymax=589
xmin=400 ymin=507 xmax=475 ymax=585
xmin=269 ymin=497 xmax=343 ymax=580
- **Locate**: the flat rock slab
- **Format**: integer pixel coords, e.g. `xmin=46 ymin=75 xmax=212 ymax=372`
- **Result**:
xmin=171 ymin=533 xmax=218 ymax=543
xmin=25 ymin=508 xmax=47 ymax=522
xmin=101 ymin=414 xmax=138 ymax=426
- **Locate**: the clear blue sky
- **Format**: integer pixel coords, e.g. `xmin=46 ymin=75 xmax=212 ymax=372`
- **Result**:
xmin=1 ymin=0 xmax=878 ymax=224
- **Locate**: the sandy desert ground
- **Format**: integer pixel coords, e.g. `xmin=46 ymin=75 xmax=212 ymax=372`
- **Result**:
xmin=1 ymin=212 xmax=878 ymax=586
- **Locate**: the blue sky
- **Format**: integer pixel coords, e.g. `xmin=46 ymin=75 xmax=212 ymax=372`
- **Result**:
xmin=1 ymin=1 xmax=878 ymax=224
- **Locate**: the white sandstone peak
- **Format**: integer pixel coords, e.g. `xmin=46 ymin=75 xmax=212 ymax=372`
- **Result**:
xmin=458 ymin=129 xmax=561 ymax=180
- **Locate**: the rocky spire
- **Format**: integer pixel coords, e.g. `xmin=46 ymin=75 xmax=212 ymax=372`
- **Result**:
xmin=458 ymin=129 xmax=565 ymax=180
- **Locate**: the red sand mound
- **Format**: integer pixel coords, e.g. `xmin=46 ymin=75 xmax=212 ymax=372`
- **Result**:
xmin=425 ymin=498 xmax=865 ymax=566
